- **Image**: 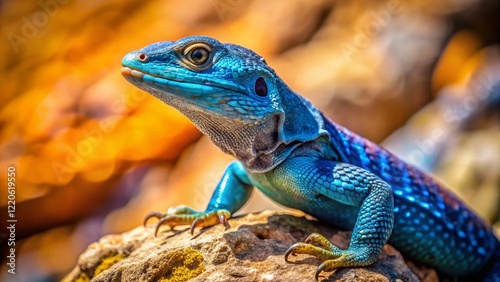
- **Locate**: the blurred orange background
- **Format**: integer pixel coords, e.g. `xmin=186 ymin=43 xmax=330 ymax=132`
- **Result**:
xmin=0 ymin=0 xmax=499 ymax=281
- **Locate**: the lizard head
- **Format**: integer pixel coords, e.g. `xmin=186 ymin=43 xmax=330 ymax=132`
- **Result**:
xmin=122 ymin=36 xmax=327 ymax=172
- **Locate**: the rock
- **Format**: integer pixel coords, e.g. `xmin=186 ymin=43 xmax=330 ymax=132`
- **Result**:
xmin=62 ymin=211 xmax=437 ymax=282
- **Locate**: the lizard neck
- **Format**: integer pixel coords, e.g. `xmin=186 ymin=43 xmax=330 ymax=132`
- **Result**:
xmin=152 ymin=86 xmax=327 ymax=173
xmin=178 ymin=105 xmax=303 ymax=173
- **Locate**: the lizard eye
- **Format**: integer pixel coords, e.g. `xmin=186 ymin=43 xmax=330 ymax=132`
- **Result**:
xmin=255 ymin=77 xmax=267 ymax=97
xmin=189 ymin=47 xmax=209 ymax=64
xmin=182 ymin=43 xmax=214 ymax=70
xmin=185 ymin=45 xmax=211 ymax=66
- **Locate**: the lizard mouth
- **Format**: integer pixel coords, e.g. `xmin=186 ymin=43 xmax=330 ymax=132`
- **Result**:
xmin=121 ymin=66 xmax=247 ymax=95
xmin=121 ymin=66 xmax=145 ymax=79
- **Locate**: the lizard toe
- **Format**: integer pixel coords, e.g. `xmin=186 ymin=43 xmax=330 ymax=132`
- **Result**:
xmin=304 ymin=233 xmax=335 ymax=250
xmin=314 ymin=256 xmax=347 ymax=281
xmin=284 ymin=241 xmax=340 ymax=262
xmin=284 ymin=242 xmax=302 ymax=262
xmin=144 ymin=208 xmax=232 ymax=236
xmin=143 ymin=211 xmax=166 ymax=227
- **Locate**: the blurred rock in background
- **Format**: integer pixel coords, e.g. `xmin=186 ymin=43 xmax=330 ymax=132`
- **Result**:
xmin=0 ymin=0 xmax=498 ymax=281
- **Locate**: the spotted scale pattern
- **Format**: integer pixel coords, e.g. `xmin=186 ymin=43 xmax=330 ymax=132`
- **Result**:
xmin=323 ymin=114 xmax=499 ymax=277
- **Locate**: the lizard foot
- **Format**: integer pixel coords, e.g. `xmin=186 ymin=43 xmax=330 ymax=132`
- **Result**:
xmin=285 ymin=233 xmax=375 ymax=281
xmin=144 ymin=205 xmax=231 ymax=236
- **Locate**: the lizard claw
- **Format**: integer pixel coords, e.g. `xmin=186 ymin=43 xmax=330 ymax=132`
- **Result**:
xmin=154 ymin=215 xmax=185 ymax=236
xmin=189 ymin=213 xmax=230 ymax=235
xmin=285 ymin=233 xmax=372 ymax=281
xmin=143 ymin=207 xmax=232 ymax=236
xmin=314 ymin=256 xmax=348 ymax=281
xmin=189 ymin=210 xmax=232 ymax=235
xmin=143 ymin=211 xmax=165 ymax=227
xmin=285 ymin=234 xmax=354 ymax=281
xmin=314 ymin=260 xmax=330 ymax=282
xmin=314 ymin=264 xmax=323 ymax=282
xmin=284 ymin=242 xmax=302 ymax=262
xmin=219 ymin=213 xmax=230 ymax=229
xmin=285 ymin=242 xmax=342 ymax=281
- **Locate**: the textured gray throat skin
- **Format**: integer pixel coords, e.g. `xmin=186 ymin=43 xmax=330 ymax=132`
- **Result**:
xmin=122 ymin=36 xmax=500 ymax=281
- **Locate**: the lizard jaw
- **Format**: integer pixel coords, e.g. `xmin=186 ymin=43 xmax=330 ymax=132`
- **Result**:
xmin=121 ymin=66 xmax=247 ymax=96
xmin=121 ymin=66 xmax=144 ymax=79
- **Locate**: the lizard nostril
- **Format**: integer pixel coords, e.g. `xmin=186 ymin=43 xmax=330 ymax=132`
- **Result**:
xmin=138 ymin=53 xmax=149 ymax=62
xmin=255 ymin=77 xmax=267 ymax=97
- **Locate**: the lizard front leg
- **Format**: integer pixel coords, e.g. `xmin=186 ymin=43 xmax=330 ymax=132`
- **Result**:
xmin=145 ymin=161 xmax=253 ymax=235
xmin=279 ymin=159 xmax=394 ymax=281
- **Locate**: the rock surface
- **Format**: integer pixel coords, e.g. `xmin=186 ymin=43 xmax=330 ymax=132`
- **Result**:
xmin=63 ymin=211 xmax=438 ymax=282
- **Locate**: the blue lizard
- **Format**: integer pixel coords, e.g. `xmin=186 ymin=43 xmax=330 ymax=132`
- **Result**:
xmin=121 ymin=36 xmax=500 ymax=281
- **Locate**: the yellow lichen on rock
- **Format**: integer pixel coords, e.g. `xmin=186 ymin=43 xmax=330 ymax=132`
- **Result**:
xmin=94 ymin=254 xmax=126 ymax=277
xmin=73 ymin=272 xmax=90 ymax=282
xmin=160 ymin=248 xmax=205 ymax=282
